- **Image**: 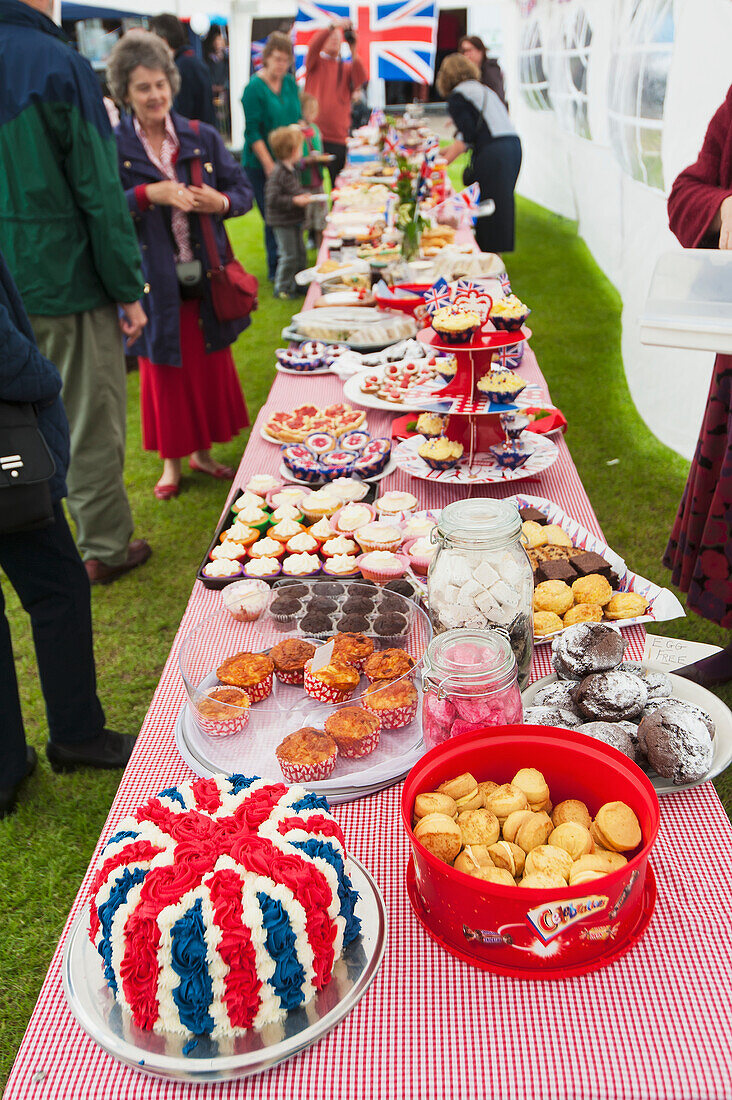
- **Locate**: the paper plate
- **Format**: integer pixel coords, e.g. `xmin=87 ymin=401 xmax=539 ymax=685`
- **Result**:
xmin=393 ymin=433 xmax=559 ymax=485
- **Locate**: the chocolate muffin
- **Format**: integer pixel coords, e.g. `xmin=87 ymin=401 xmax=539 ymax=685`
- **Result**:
xmin=317 ymin=582 xmax=345 ymax=597
xmin=373 ymin=612 xmax=407 ymax=637
xmin=300 ymin=612 xmax=334 ymax=635
xmin=551 ymin=622 xmax=626 ymax=680
xmin=638 ymin=702 xmax=713 ymax=784
xmin=342 ymin=595 xmax=375 ymax=614
xmin=308 ymin=596 xmax=338 ymax=614
xmin=337 ymin=614 xmax=371 ymax=633
xmin=532 ymin=680 xmax=581 ymax=713
xmin=269 ymin=596 xmax=302 ymax=620
xmin=522 ymin=706 xmax=582 ymax=728
xmin=353 ymin=578 xmax=376 ymax=590
xmin=384 ymin=579 xmax=414 ymax=598
xmin=577 ymin=721 xmax=635 ymax=760
xmin=376 ymin=595 xmax=408 ymax=615
xmin=571 ymin=671 xmax=648 ymax=722
xmin=275 ymin=581 xmax=308 ymax=597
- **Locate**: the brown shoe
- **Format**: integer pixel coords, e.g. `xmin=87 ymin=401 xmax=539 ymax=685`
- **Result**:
xmin=85 ymin=539 xmax=152 ymax=585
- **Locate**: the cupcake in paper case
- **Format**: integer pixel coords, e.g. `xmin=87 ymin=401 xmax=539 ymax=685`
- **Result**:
xmin=275 ymin=727 xmax=338 ymax=783
xmin=436 ymin=354 xmax=457 ymax=381
xmin=431 ymin=306 xmax=481 ymax=344
xmin=308 ymin=516 xmax=336 ymax=545
xmin=216 ymin=651 xmax=274 ymax=703
xmin=305 ymin=431 xmax=336 ymax=456
xmin=477 ymin=370 xmax=528 ymax=404
xmin=270 ymin=638 xmax=318 ymax=685
xmin=202 ymin=558 xmax=244 ymax=580
xmin=210 ymin=540 xmax=248 ymax=564
xmin=194 ymin=686 xmax=251 ymax=738
xmin=320 ymin=451 xmax=357 ymax=482
xmin=285 ymin=531 xmax=320 ymax=554
xmin=356 ymin=550 xmax=409 ymax=584
xmin=300 ymin=489 xmax=342 ymax=524
xmin=401 ymin=514 xmax=436 ymax=542
xmin=270 ymin=503 xmax=304 ymax=523
xmin=243 ymin=556 xmax=282 ymax=580
xmin=362 ymin=678 xmax=419 ymax=729
xmin=221 ymin=578 xmax=270 ymax=622
xmin=488 ymin=442 xmax=530 ymax=471
xmin=281 ymin=552 xmax=322 ymax=579
xmin=417 ymin=437 xmax=464 ymax=471
xmin=231 ymin=489 xmax=268 ymax=514
xmin=322 ymin=554 xmax=361 ymax=577
xmin=328 ymin=477 xmax=369 ymax=503
xmin=416 ymin=412 xmax=445 ymax=439
xmin=245 ymin=474 xmax=282 ymax=497
xmin=269 ymin=518 xmax=305 ymax=544
xmin=299 ymin=340 xmax=327 ymax=363
xmin=234 ymin=503 xmax=271 ymax=533
xmin=322 ymin=535 xmax=359 ymax=558
xmin=220 ymin=522 xmax=260 ymax=548
xmin=489 ymin=293 xmax=530 ymax=331
xmin=304 ymin=659 xmax=360 ymax=704
xmin=322 ymin=343 xmax=350 ymax=366
xmin=332 ymin=631 xmax=375 ymax=672
xmin=267 ymin=485 xmax=311 ymax=510
xmin=248 ymin=536 xmax=287 ymax=560
xmin=403 ymin=536 xmax=437 ymax=575
xmin=324 ymin=707 xmax=380 ymax=759
xmin=339 ymin=429 xmax=371 ymax=454
xmin=375 ymin=490 xmax=418 ymax=517
xmin=332 ymin=501 xmax=376 ymax=536
xmin=355 ymin=522 xmax=403 ymax=554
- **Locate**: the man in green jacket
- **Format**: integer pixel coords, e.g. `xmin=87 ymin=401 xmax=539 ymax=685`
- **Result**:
xmin=0 ymin=0 xmax=151 ymax=583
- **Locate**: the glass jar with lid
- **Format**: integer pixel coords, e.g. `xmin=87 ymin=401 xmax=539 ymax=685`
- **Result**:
xmin=421 ymin=628 xmax=523 ymax=750
xmin=427 ymin=498 xmax=534 ymax=689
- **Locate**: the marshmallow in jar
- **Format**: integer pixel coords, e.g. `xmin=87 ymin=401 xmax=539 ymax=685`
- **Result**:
xmin=421 ymin=628 xmax=523 ymax=750
xmin=427 ymin=499 xmax=534 ymax=689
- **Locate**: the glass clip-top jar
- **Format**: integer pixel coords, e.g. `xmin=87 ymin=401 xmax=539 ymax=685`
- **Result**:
xmin=427 ymin=498 xmax=534 ymax=689
xmin=421 ymin=628 xmax=523 ymax=750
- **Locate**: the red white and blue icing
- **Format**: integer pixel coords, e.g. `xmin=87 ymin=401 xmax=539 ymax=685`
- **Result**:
xmin=88 ymin=776 xmax=361 ymax=1038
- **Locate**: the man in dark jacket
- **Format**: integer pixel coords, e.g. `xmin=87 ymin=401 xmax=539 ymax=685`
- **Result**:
xmin=0 ymin=252 xmax=137 ymax=819
xmin=150 ymin=13 xmax=216 ymax=126
xmin=0 ymin=0 xmax=151 ymax=585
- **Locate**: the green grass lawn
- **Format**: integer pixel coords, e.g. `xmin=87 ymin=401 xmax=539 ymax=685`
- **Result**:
xmin=0 ymin=185 xmax=729 ymax=1087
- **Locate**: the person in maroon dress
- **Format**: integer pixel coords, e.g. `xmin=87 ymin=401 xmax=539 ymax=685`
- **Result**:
xmin=664 ymin=84 xmax=732 ymax=684
xmin=107 ymin=32 xmax=253 ymax=499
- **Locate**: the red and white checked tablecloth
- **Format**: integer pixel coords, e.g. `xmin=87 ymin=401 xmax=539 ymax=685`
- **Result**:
xmin=6 ymin=348 xmax=732 ymax=1100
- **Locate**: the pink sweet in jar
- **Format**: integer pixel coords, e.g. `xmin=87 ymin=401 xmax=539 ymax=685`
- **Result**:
xmin=421 ymin=629 xmax=522 ymax=750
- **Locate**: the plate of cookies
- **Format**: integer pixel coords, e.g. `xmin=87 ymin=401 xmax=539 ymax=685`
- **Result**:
xmin=521 ymin=621 xmax=732 ymax=795
xmin=511 ymin=494 xmax=685 ymax=643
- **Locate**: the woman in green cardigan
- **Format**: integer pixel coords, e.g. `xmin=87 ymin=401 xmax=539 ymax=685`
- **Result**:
xmin=242 ymin=32 xmax=301 ymax=281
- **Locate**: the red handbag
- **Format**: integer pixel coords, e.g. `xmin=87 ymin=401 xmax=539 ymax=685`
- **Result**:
xmin=189 ymin=126 xmax=258 ymax=324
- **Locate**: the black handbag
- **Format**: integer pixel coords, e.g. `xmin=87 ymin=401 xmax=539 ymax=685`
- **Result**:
xmin=0 ymin=400 xmax=55 ymax=534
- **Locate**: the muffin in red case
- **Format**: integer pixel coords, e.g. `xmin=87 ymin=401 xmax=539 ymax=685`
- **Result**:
xmin=303 ymin=660 xmax=360 ymax=704
xmin=363 ymin=678 xmax=419 ymax=729
xmin=276 ymin=727 xmax=338 ymax=782
xmin=216 ymin=651 xmax=274 ymax=703
xmin=324 ymin=706 xmax=381 ymax=758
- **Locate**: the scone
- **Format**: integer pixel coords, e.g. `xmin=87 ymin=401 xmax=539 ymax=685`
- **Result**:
xmin=534 ymin=611 xmax=564 ymax=637
xmin=534 ymin=579 xmax=574 ymax=615
xmin=604 ymin=592 xmax=649 ymax=620
xmin=563 ymin=602 xmax=603 ymax=626
xmin=542 ymin=523 xmax=573 ymax=547
xmin=571 ymin=574 xmax=613 ymax=607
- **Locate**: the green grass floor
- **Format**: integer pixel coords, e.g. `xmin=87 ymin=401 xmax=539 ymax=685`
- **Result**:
xmin=0 ymin=189 xmax=729 ymax=1087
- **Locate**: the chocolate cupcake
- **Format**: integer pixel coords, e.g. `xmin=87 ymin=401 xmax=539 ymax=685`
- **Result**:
xmin=300 ymin=612 xmax=334 ymax=635
xmin=337 ymin=614 xmax=371 ymax=633
xmin=577 ymin=721 xmax=635 ymax=760
xmin=342 ymin=595 xmax=375 ymax=614
xmin=354 ymin=578 xmax=376 ymax=590
xmin=269 ymin=596 xmax=302 ymax=622
xmin=376 ymin=595 xmax=407 ymax=615
xmin=373 ymin=612 xmax=407 ymax=638
xmin=308 ymin=596 xmax=338 ymax=614
xmin=275 ymin=581 xmax=309 ymax=597
xmin=571 ymin=671 xmax=648 ymax=722
xmin=317 ymin=582 xmax=345 ymax=597
xmin=384 ymin=579 xmax=414 ymax=598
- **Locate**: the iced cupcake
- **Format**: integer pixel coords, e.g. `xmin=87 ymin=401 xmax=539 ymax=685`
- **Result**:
xmin=322 ymin=554 xmax=360 ymax=577
xmin=267 ymin=486 xmax=310 ymax=510
xmin=357 ymin=550 xmax=409 ymax=583
xmin=231 ymin=490 xmax=267 ymax=514
xmin=308 ymin=516 xmax=335 ymax=545
xmin=403 ymin=536 xmax=437 ymax=575
xmin=418 ymin=437 xmax=464 ymax=470
xmin=220 ymin=522 xmax=259 ymax=547
xmin=355 ymin=522 xmax=402 ymax=553
xmin=269 ymin=518 xmax=304 ymax=544
xmin=375 ymin=491 xmax=418 ymax=517
xmin=270 ymin=503 xmax=304 ymax=523
xmin=235 ymin=503 xmax=271 ymax=533
xmin=221 ymin=578 xmax=270 ymax=622
xmin=286 ymin=531 xmax=319 ymax=554
xmin=202 ymin=559 xmax=243 ymax=580
xmin=300 ymin=489 xmax=341 ymax=524
xmin=210 ymin=540 xmax=248 ymax=563
xmin=401 ymin=515 xmax=436 ymax=541
xmin=431 ymin=306 xmax=481 ymax=344
xmin=248 ymin=536 xmax=286 ymax=560
xmin=489 ymin=294 xmax=530 ymax=331
xmin=243 ymin=557 xmax=281 ymax=580
xmin=322 ymin=535 xmax=358 ymax=558
xmin=332 ymin=502 xmax=375 ymax=535
xmin=245 ymin=474 xmax=282 ymax=497
xmin=415 ymin=413 xmax=445 ymax=439
xmin=476 ymin=370 xmax=528 ymax=404
xmin=281 ymin=552 xmax=321 ymax=578
xmin=328 ymin=477 xmax=369 ymax=503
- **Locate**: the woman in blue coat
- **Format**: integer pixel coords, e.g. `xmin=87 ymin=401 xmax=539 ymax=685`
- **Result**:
xmin=107 ymin=31 xmax=255 ymax=499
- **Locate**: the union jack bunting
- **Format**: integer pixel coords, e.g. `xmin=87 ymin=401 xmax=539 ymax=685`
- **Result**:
xmin=421 ymin=277 xmax=451 ymax=315
xmin=293 ymin=1 xmax=437 ymax=84
xmin=251 ymin=39 xmax=265 ymax=70
xmin=369 ymin=108 xmax=386 ymax=127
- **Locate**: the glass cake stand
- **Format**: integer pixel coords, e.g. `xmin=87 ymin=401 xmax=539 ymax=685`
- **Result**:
xmin=62 ymin=856 xmax=386 ymax=1082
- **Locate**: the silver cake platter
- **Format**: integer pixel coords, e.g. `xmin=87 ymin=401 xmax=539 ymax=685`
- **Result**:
xmin=62 ymin=856 xmax=386 ymax=1082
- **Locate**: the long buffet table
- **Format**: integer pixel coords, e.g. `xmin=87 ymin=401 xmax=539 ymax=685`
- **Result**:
xmin=6 ymin=334 xmax=732 ymax=1099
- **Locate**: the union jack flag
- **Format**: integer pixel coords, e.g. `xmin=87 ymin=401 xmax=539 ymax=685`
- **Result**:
xmin=499 ymin=272 xmax=512 ymax=295
xmin=251 ymin=39 xmax=265 ymax=70
xmin=293 ymin=1 xmax=437 ymax=84
xmin=369 ymin=108 xmax=386 ymax=127
xmin=455 ymin=278 xmax=482 ymax=296
xmin=421 ymin=277 xmax=451 ymax=315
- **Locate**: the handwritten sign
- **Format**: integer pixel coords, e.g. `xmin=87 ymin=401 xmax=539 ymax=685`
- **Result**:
xmin=642 ymin=634 xmax=721 ymax=672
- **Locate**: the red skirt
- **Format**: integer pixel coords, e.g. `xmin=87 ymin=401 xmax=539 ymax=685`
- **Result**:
xmin=663 ymin=352 xmax=732 ymax=627
xmin=139 ymin=300 xmax=249 ymax=459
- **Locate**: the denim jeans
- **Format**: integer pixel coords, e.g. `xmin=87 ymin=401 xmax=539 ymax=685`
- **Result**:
xmin=272 ymin=225 xmax=307 ymax=297
xmin=247 ymin=163 xmax=278 ymax=281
